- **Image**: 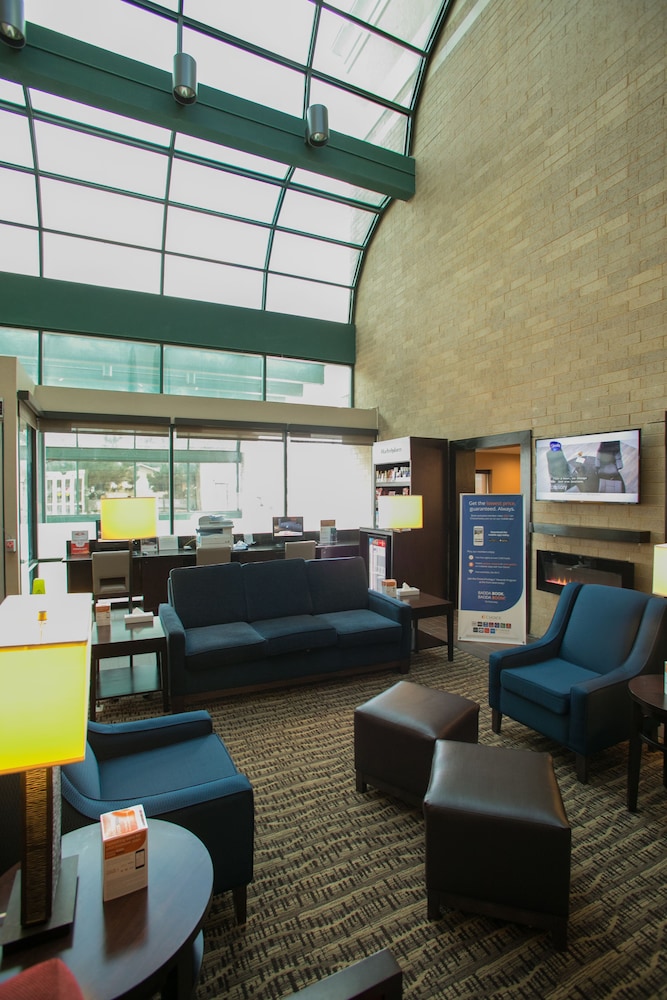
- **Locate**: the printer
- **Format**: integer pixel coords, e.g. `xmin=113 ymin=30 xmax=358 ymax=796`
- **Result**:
xmin=197 ymin=514 xmax=234 ymax=548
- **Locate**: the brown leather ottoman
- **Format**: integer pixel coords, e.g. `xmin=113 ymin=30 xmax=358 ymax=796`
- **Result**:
xmin=424 ymin=741 xmax=571 ymax=948
xmin=354 ymin=680 xmax=479 ymax=807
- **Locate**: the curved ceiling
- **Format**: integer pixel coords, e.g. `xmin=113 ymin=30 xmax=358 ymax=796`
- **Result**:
xmin=0 ymin=0 xmax=453 ymax=338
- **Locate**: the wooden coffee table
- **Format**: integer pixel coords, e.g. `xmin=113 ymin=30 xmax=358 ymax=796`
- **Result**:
xmin=0 ymin=819 xmax=213 ymax=999
xmin=627 ymin=674 xmax=667 ymax=812
xmin=90 ymin=611 xmax=168 ymax=719
xmin=401 ymin=593 xmax=454 ymax=660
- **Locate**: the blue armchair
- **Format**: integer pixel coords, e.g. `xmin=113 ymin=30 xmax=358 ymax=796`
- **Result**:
xmin=61 ymin=711 xmax=253 ymax=922
xmin=489 ymin=582 xmax=667 ymax=782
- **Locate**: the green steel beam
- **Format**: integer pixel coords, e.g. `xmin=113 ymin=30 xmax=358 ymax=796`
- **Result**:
xmin=0 ymin=25 xmax=415 ymax=201
xmin=0 ymin=272 xmax=356 ymax=365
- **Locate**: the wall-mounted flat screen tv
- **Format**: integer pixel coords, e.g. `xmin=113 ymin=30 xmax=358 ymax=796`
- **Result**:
xmin=535 ymin=429 xmax=640 ymax=503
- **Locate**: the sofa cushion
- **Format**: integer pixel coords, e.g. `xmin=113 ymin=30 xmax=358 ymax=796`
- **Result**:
xmin=170 ymin=562 xmax=248 ymax=629
xmin=502 ymin=659 xmax=601 ymax=715
xmin=243 ymin=559 xmax=313 ymax=621
xmin=185 ymin=622 xmax=267 ymax=671
xmin=252 ymin=615 xmax=337 ymax=655
xmin=306 ymin=556 xmax=369 ymax=613
xmin=315 ymin=609 xmax=402 ymax=648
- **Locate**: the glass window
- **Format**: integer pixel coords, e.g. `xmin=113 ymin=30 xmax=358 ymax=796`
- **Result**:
xmin=267 ymin=358 xmax=352 ymax=407
xmin=0 ymin=109 xmax=34 ymax=167
xmin=165 ymin=207 xmax=269 ymax=268
xmin=163 ymin=346 xmax=264 ymax=400
xmin=172 ymin=428 xmax=285 ymax=536
xmin=0 ymin=167 xmax=38 ymax=226
xmin=43 ymin=234 xmax=162 ymax=293
xmin=41 ymin=178 xmax=165 ymax=249
xmin=266 ymin=274 xmax=351 ymax=323
xmin=0 ymin=224 xmax=40 ymax=276
xmin=42 ymin=333 xmax=161 ymax=392
xmin=278 ymin=189 xmax=375 ymax=244
xmin=270 ymin=231 xmax=360 ymax=284
xmin=287 ymin=434 xmax=373 ymax=530
xmin=163 ymin=255 xmax=264 ymax=308
xmin=187 ymin=0 xmax=315 ymax=64
xmin=0 ymin=328 xmax=39 ymax=382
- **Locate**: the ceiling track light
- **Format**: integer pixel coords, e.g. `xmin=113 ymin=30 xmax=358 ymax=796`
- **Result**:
xmin=172 ymin=51 xmax=197 ymax=105
xmin=305 ymin=104 xmax=329 ymax=147
xmin=0 ymin=0 xmax=26 ymax=48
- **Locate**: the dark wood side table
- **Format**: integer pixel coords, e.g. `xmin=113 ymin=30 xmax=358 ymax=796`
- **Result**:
xmin=0 ymin=819 xmax=213 ymax=1000
xmin=627 ymin=674 xmax=667 ymax=812
xmin=91 ymin=612 xmax=168 ymax=719
xmin=400 ymin=593 xmax=454 ymax=661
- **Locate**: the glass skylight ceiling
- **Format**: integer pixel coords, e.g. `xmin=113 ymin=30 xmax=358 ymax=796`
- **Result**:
xmin=0 ymin=0 xmax=452 ymax=327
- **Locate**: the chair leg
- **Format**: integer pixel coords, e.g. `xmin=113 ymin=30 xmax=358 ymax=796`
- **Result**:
xmin=232 ymin=885 xmax=247 ymax=925
xmin=491 ymin=709 xmax=502 ymax=734
xmin=576 ymin=753 xmax=589 ymax=783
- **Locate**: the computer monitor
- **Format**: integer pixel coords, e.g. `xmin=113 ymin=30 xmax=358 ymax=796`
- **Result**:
xmin=272 ymin=516 xmax=304 ymax=541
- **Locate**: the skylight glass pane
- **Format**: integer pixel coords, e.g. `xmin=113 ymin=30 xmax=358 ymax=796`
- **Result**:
xmin=266 ymin=275 xmax=351 ymax=323
xmin=44 ymin=234 xmax=161 ymax=293
xmin=310 ymin=80 xmax=408 ymax=151
xmin=292 ymin=168 xmax=387 ymax=207
xmin=314 ymin=9 xmax=421 ymax=108
xmin=166 ymin=207 xmax=269 ymax=268
xmin=169 ymin=160 xmax=280 ymax=222
xmin=0 ymin=168 xmax=38 ymax=225
xmin=324 ymin=0 xmax=441 ymax=50
xmin=0 ymin=224 xmax=39 ymax=275
xmin=184 ymin=29 xmax=304 ymax=116
xmin=35 ymin=122 xmax=168 ymax=197
xmin=0 ymin=79 xmax=25 ymax=106
xmin=176 ymin=136 xmax=289 ymax=180
xmin=31 ymin=91 xmax=172 ymax=147
xmin=164 ymin=256 xmax=263 ymax=309
xmin=0 ymin=110 xmax=33 ymax=167
xmin=270 ymin=232 xmax=360 ymax=284
xmin=185 ymin=0 xmax=315 ymax=63
xmin=41 ymin=179 xmax=165 ymax=248
xmin=279 ymin=190 xmax=374 ymax=244
xmin=28 ymin=0 xmax=174 ymax=72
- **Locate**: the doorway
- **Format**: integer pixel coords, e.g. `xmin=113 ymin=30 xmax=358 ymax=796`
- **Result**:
xmin=448 ymin=430 xmax=531 ymax=612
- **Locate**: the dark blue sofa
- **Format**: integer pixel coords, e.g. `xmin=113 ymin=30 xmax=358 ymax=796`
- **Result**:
xmin=159 ymin=556 xmax=412 ymax=711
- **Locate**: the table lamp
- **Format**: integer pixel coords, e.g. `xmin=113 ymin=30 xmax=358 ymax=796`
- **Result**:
xmin=377 ymin=494 xmax=424 ymax=531
xmin=0 ymin=593 xmax=92 ymax=952
xmin=99 ymin=496 xmax=158 ymax=541
xmin=652 ymin=544 xmax=667 ymax=597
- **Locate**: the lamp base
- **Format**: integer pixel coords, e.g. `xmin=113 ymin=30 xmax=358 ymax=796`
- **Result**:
xmin=0 ymin=855 xmax=78 ymax=954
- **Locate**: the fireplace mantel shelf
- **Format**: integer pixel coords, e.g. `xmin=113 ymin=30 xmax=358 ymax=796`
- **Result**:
xmin=530 ymin=523 xmax=651 ymax=544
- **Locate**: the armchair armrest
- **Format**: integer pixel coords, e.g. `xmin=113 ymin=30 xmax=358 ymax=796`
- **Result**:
xmin=88 ymin=711 xmax=213 ymax=761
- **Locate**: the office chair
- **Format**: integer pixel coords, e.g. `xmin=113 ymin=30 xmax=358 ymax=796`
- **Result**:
xmin=284 ymin=540 xmax=317 ymax=559
xmin=91 ymin=547 xmax=133 ymax=608
xmin=196 ymin=544 xmax=233 ymax=565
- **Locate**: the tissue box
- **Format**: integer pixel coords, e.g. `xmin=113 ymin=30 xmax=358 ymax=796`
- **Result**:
xmin=100 ymin=804 xmax=148 ymax=902
xmin=124 ymin=609 xmax=154 ymax=627
xmin=95 ymin=601 xmax=111 ymax=626
xmin=398 ymin=586 xmax=420 ymax=599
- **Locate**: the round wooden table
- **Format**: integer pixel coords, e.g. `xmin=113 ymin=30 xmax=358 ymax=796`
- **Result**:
xmin=627 ymin=674 xmax=667 ymax=812
xmin=0 ymin=819 xmax=213 ymax=999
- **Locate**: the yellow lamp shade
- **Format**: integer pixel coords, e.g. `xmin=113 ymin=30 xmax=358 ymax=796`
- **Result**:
xmin=100 ymin=496 xmax=157 ymax=541
xmin=377 ymin=494 xmax=424 ymax=531
xmin=652 ymin=544 xmax=667 ymax=597
xmin=0 ymin=593 xmax=92 ymax=775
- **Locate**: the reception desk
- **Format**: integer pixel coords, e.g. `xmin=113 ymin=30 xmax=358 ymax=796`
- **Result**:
xmin=65 ymin=541 xmax=359 ymax=612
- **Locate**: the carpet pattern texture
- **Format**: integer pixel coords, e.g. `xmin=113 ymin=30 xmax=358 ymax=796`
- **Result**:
xmin=105 ymin=649 xmax=667 ymax=999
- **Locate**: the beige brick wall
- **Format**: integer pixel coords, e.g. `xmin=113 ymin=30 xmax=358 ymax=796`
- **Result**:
xmin=354 ymin=0 xmax=667 ymax=633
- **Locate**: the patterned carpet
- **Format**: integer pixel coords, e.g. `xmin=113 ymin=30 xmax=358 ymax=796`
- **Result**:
xmin=105 ymin=649 xmax=667 ymax=999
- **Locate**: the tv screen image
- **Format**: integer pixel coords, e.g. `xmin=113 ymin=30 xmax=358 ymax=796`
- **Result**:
xmin=535 ymin=429 xmax=640 ymax=503
xmin=272 ymin=516 xmax=304 ymax=539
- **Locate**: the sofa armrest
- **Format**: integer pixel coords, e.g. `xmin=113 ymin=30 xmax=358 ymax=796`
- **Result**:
xmin=88 ymin=711 xmax=213 ymax=761
xmin=367 ymin=590 xmax=411 ymax=625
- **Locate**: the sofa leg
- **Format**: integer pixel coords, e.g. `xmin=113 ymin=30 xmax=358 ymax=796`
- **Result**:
xmin=576 ymin=753 xmax=589 ymax=784
xmin=355 ymin=771 xmax=367 ymax=794
xmin=491 ymin=709 xmax=502 ymax=734
xmin=232 ymin=885 xmax=247 ymax=925
xmin=427 ymin=892 xmax=441 ymax=921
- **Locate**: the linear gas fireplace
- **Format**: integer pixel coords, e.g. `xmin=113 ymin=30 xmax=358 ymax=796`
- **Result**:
xmin=536 ymin=550 xmax=634 ymax=595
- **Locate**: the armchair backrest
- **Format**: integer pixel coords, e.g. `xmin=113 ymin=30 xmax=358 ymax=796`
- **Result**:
xmin=559 ymin=584 xmax=663 ymax=674
xmin=91 ymin=548 xmax=131 ymax=597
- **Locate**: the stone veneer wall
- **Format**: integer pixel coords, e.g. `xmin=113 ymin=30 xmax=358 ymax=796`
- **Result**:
xmin=354 ymin=0 xmax=667 ymax=634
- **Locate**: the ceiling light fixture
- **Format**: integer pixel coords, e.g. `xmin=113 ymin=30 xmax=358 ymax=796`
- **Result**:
xmin=305 ymin=104 xmax=329 ymax=147
xmin=173 ymin=51 xmax=197 ymax=105
xmin=0 ymin=0 xmax=26 ymax=48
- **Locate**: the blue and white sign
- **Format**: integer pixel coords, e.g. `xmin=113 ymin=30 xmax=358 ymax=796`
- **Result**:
xmin=457 ymin=494 xmax=526 ymax=644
